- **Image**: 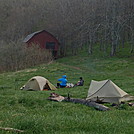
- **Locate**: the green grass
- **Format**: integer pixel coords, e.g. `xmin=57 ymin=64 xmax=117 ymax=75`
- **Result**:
xmin=0 ymin=53 xmax=134 ymax=134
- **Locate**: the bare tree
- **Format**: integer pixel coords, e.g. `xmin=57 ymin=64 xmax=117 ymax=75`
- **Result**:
xmin=0 ymin=0 xmax=134 ymax=58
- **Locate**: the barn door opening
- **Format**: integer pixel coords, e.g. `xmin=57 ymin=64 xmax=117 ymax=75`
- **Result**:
xmin=46 ymin=42 xmax=57 ymax=58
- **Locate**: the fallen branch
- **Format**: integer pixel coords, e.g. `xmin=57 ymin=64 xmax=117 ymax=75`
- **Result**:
xmin=64 ymin=97 xmax=110 ymax=111
xmin=0 ymin=127 xmax=24 ymax=133
xmin=48 ymin=93 xmax=110 ymax=111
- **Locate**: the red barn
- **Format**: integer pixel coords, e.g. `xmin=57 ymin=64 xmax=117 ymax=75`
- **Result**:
xmin=23 ymin=30 xmax=60 ymax=57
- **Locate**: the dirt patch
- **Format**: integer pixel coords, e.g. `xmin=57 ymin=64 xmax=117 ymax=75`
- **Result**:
xmin=128 ymin=75 xmax=134 ymax=77
xmin=26 ymin=69 xmax=37 ymax=72
xmin=59 ymin=63 xmax=82 ymax=70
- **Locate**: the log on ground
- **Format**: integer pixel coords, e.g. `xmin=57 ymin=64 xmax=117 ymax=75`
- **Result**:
xmin=64 ymin=97 xmax=110 ymax=111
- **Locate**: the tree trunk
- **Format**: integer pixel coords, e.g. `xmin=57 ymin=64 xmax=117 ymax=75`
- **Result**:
xmin=48 ymin=93 xmax=110 ymax=111
xmin=64 ymin=97 xmax=110 ymax=111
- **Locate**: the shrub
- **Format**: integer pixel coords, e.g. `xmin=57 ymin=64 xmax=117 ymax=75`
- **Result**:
xmin=0 ymin=40 xmax=53 ymax=72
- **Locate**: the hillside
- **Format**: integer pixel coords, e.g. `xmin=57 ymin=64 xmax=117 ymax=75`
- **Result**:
xmin=0 ymin=54 xmax=134 ymax=134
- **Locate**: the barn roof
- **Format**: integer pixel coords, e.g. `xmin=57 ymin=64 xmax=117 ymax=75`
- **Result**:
xmin=23 ymin=30 xmax=42 ymax=42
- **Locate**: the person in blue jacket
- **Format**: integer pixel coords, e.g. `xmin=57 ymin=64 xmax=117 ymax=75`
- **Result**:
xmin=57 ymin=75 xmax=67 ymax=88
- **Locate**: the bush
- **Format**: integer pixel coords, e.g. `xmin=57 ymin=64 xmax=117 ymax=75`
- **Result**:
xmin=0 ymin=40 xmax=53 ymax=72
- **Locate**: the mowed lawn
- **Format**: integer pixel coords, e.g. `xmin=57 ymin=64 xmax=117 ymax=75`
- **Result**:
xmin=0 ymin=54 xmax=134 ymax=134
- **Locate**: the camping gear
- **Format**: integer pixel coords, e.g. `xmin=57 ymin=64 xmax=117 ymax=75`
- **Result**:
xmin=48 ymin=93 xmax=65 ymax=102
xmin=21 ymin=76 xmax=57 ymax=91
xmin=86 ymin=80 xmax=134 ymax=103
xmin=128 ymin=102 xmax=134 ymax=107
xmin=66 ymin=83 xmax=74 ymax=88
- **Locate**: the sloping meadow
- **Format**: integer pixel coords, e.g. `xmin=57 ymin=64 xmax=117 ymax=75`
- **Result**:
xmin=0 ymin=55 xmax=134 ymax=134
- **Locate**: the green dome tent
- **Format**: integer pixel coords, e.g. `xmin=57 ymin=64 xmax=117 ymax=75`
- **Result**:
xmin=21 ymin=76 xmax=57 ymax=91
xmin=86 ymin=80 xmax=134 ymax=103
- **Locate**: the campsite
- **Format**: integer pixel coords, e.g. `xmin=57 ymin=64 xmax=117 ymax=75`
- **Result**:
xmin=0 ymin=53 xmax=134 ymax=134
xmin=0 ymin=0 xmax=134 ymax=133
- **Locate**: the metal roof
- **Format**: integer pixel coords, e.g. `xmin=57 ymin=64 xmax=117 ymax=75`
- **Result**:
xmin=23 ymin=30 xmax=42 ymax=42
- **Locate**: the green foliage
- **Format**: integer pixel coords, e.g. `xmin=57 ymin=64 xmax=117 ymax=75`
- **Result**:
xmin=116 ymin=42 xmax=133 ymax=58
xmin=0 ymin=53 xmax=134 ymax=134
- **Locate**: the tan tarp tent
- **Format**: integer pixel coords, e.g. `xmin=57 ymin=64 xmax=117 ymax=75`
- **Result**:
xmin=86 ymin=80 xmax=134 ymax=103
xmin=21 ymin=76 xmax=57 ymax=91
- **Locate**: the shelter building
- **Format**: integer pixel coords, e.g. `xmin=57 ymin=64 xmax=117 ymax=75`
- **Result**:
xmin=23 ymin=30 xmax=60 ymax=57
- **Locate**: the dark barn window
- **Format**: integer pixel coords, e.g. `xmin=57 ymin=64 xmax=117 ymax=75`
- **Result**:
xmin=46 ymin=42 xmax=55 ymax=49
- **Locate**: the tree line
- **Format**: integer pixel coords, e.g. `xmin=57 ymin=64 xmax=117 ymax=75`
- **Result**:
xmin=0 ymin=0 xmax=134 ymax=71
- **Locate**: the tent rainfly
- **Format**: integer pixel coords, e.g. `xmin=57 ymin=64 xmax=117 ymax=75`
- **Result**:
xmin=21 ymin=76 xmax=57 ymax=91
xmin=86 ymin=80 xmax=134 ymax=103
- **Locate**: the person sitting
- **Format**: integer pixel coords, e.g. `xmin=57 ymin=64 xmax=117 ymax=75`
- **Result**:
xmin=76 ymin=77 xmax=84 ymax=86
xmin=57 ymin=75 xmax=67 ymax=88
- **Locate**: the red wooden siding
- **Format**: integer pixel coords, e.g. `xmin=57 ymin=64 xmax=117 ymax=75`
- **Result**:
xmin=24 ymin=30 xmax=60 ymax=57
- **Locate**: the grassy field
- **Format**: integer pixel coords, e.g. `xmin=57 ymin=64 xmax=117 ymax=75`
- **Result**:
xmin=0 ymin=53 xmax=134 ymax=134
